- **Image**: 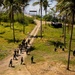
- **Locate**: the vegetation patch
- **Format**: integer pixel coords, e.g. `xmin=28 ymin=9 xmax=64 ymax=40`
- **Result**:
xmin=25 ymin=23 xmax=75 ymax=67
xmin=0 ymin=20 xmax=35 ymax=60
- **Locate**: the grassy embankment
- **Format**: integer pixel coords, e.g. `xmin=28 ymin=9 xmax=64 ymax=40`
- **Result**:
xmin=25 ymin=24 xmax=75 ymax=66
xmin=0 ymin=22 xmax=35 ymax=60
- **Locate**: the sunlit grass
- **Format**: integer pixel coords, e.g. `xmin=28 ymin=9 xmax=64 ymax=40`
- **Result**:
xmin=25 ymin=24 xmax=75 ymax=66
xmin=0 ymin=22 xmax=35 ymax=60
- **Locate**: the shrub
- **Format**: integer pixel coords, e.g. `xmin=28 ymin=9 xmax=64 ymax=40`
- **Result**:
xmin=25 ymin=16 xmax=35 ymax=24
xmin=1 ymin=13 xmax=9 ymax=22
xmin=35 ymin=15 xmax=41 ymax=19
xmin=43 ymin=14 xmax=58 ymax=22
xmin=14 ymin=13 xmax=35 ymax=24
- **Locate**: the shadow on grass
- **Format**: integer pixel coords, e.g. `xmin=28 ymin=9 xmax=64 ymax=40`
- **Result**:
xmin=5 ymin=39 xmax=21 ymax=43
xmin=4 ymin=25 xmax=10 ymax=27
xmin=0 ymin=31 xmax=5 ymax=34
xmin=19 ymin=30 xmax=22 ymax=32
xmin=0 ymin=36 xmax=3 ymax=38
xmin=29 ymin=35 xmax=43 ymax=38
xmin=47 ymin=40 xmax=64 ymax=48
xmin=72 ymin=38 xmax=75 ymax=42
xmin=28 ymin=46 xmax=36 ymax=52
xmin=10 ymin=28 xmax=22 ymax=32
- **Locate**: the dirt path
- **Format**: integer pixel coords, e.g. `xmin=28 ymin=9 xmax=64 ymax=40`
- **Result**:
xmin=1 ymin=15 xmax=75 ymax=75
xmin=0 ymin=53 xmax=31 ymax=75
xmin=0 ymin=19 xmax=41 ymax=75
xmin=26 ymin=19 xmax=40 ymax=43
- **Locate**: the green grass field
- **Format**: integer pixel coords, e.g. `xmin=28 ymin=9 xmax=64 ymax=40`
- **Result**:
xmin=0 ymin=21 xmax=75 ymax=66
xmin=25 ymin=24 xmax=75 ymax=66
xmin=0 ymin=22 xmax=35 ymax=60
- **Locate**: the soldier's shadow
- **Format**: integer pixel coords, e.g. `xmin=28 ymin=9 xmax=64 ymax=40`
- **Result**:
xmin=69 ymin=69 xmax=75 ymax=72
xmin=32 ymin=62 xmax=36 ymax=64
xmin=23 ymin=63 xmax=25 ymax=65
xmin=11 ymin=66 xmax=15 ymax=68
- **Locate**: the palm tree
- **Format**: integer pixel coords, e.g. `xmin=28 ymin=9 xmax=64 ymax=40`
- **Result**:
xmin=0 ymin=0 xmax=3 ymax=24
xmin=43 ymin=0 xmax=49 ymax=25
xmin=50 ymin=7 xmax=56 ymax=21
xmin=56 ymin=0 xmax=67 ymax=48
xmin=3 ymin=0 xmax=22 ymax=42
xmin=40 ymin=0 xmax=43 ymax=38
xmin=56 ymin=0 xmax=75 ymax=70
xmin=0 ymin=0 xmax=3 ymax=6
xmin=3 ymin=0 xmax=13 ymax=28
xmin=67 ymin=2 xmax=75 ymax=70
xmin=19 ymin=0 xmax=29 ymax=34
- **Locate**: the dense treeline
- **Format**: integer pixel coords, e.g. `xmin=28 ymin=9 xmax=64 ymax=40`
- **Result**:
xmin=43 ymin=14 xmax=58 ymax=22
xmin=0 ymin=0 xmax=35 ymax=42
xmin=0 ymin=11 xmax=34 ymax=24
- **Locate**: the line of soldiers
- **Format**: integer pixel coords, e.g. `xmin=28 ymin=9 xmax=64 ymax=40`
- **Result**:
xmin=9 ymin=38 xmax=34 ymax=67
xmin=9 ymin=56 xmax=24 ymax=67
xmin=19 ymin=38 xmax=30 ymax=54
xmin=54 ymin=45 xmax=65 ymax=52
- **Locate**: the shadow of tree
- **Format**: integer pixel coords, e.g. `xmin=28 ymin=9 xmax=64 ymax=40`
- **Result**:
xmin=47 ymin=40 xmax=64 ymax=48
xmin=28 ymin=46 xmax=35 ymax=52
xmin=72 ymin=38 xmax=75 ymax=42
xmin=68 ymin=69 xmax=75 ymax=72
xmin=29 ymin=35 xmax=43 ymax=38
xmin=5 ymin=39 xmax=21 ymax=43
xmin=4 ymin=25 xmax=10 ymax=27
xmin=0 ymin=36 xmax=3 ymax=38
xmin=0 ymin=31 xmax=5 ymax=34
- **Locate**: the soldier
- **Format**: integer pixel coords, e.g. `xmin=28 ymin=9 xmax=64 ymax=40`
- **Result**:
xmin=20 ymin=47 xmax=22 ymax=54
xmin=19 ymin=44 xmax=21 ymax=49
xmin=60 ymin=45 xmax=62 ymax=48
xmin=73 ymin=50 xmax=75 ymax=56
xmin=54 ymin=48 xmax=57 ymax=52
xmin=62 ymin=48 xmax=64 ymax=51
xmin=14 ymin=49 xmax=17 ymax=57
xmin=28 ymin=39 xmax=30 ymax=44
xmin=25 ymin=42 xmax=28 ymax=47
xmin=19 ymin=44 xmax=23 ymax=54
xmin=13 ymin=53 xmax=17 ymax=60
xmin=9 ymin=59 xmax=12 ymax=67
xmin=16 ymin=48 xmax=19 ymax=56
xmin=26 ymin=49 xmax=28 ymax=55
xmin=21 ymin=57 xmax=23 ymax=65
xmin=22 ymin=39 xmax=26 ymax=47
xmin=13 ymin=49 xmax=17 ymax=60
xmin=31 ymin=56 xmax=34 ymax=63
xmin=22 ymin=38 xmax=26 ymax=43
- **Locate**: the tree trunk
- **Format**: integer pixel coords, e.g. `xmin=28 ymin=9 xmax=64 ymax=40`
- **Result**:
xmin=10 ymin=5 xmax=12 ymax=29
xmin=40 ymin=0 xmax=42 ymax=38
xmin=0 ymin=20 xmax=1 ymax=25
xmin=64 ymin=13 xmax=67 ymax=48
xmin=23 ymin=24 xmax=25 ymax=34
xmin=23 ymin=7 xmax=25 ymax=34
xmin=12 ymin=18 xmax=15 ymax=42
xmin=64 ymin=22 xmax=66 ymax=48
xmin=67 ymin=12 xmax=74 ymax=70
xmin=12 ymin=6 xmax=15 ymax=42
xmin=45 ymin=9 xmax=47 ymax=26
